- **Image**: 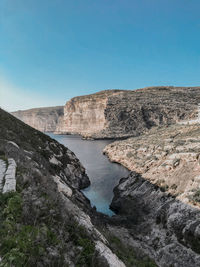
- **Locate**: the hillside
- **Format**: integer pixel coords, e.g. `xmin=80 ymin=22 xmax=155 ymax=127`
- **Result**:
xmin=11 ymin=106 xmax=64 ymax=132
xmin=104 ymin=124 xmax=200 ymax=266
xmin=0 ymin=108 xmax=127 ymax=266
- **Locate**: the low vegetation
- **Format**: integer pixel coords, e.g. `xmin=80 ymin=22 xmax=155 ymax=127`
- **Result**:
xmin=0 ymin=190 xmax=95 ymax=266
xmin=106 ymin=233 xmax=157 ymax=267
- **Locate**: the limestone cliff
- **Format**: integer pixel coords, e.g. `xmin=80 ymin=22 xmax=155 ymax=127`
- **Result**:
xmin=12 ymin=87 xmax=200 ymax=139
xmin=61 ymin=90 xmax=124 ymax=136
xmin=61 ymin=87 xmax=200 ymax=139
xmin=11 ymin=106 xmax=64 ymax=132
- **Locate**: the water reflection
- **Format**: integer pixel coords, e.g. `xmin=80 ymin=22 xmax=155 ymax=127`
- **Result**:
xmin=48 ymin=134 xmax=129 ymax=216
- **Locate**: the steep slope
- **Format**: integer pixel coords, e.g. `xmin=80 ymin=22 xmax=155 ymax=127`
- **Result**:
xmin=0 ymin=108 xmax=127 ymax=266
xmin=104 ymin=124 xmax=200 ymax=204
xmin=104 ymin=124 xmax=200 ymax=266
xmin=12 ymin=87 xmax=200 ymax=139
xmin=61 ymin=90 xmax=125 ymax=136
xmin=11 ymin=106 xmax=64 ymax=132
xmin=61 ymin=87 xmax=200 ymax=139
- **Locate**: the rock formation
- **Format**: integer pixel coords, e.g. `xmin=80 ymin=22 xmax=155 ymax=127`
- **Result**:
xmin=11 ymin=106 xmax=64 ymax=132
xmin=61 ymin=86 xmax=200 ymax=139
xmin=109 ymin=172 xmax=200 ymax=267
xmin=0 ymin=108 xmax=129 ymax=266
xmin=11 ymin=87 xmax=200 ymax=139
xmin=104 ymin=124 xmax=200 ymax=266
xmin=104 ymin=124 xmax=200 ymax=205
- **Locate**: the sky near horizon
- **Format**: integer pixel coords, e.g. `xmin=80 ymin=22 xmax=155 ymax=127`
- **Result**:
xmin=1 ymin=0 xmax=200 ymax=111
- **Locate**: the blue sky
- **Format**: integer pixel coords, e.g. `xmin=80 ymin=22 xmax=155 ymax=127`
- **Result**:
xmin=1 ymin=0 xmax=200 ymax=111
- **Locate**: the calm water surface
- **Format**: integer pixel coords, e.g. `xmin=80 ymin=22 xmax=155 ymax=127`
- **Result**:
xmin=48 ymin=134 xmax=129 ymax=216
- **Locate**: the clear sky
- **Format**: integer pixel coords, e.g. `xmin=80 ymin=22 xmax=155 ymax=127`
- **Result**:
xmin=1 ymin=0 xmax=200 ymax=111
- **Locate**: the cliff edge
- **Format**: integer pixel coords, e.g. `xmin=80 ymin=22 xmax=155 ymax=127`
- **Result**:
xmin=61 ymin=86 xmax=200 ymax=139
xmin=11 ymin=106 xmax=64 ymax=132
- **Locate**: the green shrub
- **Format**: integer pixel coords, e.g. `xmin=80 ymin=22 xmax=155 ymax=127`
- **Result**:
xmin=107 ymin=234 xmax=157 ymax=267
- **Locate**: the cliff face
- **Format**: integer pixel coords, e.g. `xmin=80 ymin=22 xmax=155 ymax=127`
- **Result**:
xmin=61 ymin=90 xmax=123 ymax=136
xmin=109 ymin=172 xmax=200 ymax=267
xmin=61 ymin=86 xmax=200 ymax=139
xmin=0 ymin=108 xmax=127 ymax=266
xmin=104 ymin=124 xmax=200 ymax=266
xmin=104 ymin=124 xmax=200 ymax=205
xmin=11 ymin=106 xmax=64 ymax=132
xmin=12 ymin=87 xmax=200 ymax=138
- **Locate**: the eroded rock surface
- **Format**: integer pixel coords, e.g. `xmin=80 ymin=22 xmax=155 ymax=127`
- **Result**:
xmin=103 ymin=124 xmax=200 ymax=266
xmin=109 ymin=172 xmax=200 ymax=267
xmin=104 ymin=124 xmax=200 ymax=205
xmin=2 ymin=158 xmax=17 ymax=193
xmin=11 ymin=106 xmax=64 ymax=132
xmin=61 ymin=86 xmax=200 ymax=139
xmin=0 ymin=108 xmax=126 ymax=266
xmin=12 ymin=87 xmax=200 ymax=139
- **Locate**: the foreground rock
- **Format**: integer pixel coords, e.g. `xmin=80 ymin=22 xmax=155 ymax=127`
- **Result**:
xmin=11 ymin=106 xmax=64 ymax=132
xmin=104 ymin=124 xmax=200 ymax=205
xmin=103 ymin=124 xmax=200 ymax=266
xmin=109 ymin=172 xmax=200 ymax=267
xmin=0 ymin=108 xmax=126 ymax=266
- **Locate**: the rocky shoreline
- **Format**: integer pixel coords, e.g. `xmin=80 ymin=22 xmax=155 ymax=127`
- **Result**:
xmin=1 ymin=108 xmax=159 ymax=267
xmin=103 ymin=124 xmax=200 ymax=266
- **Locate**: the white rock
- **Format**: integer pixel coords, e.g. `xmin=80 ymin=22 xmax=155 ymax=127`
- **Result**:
xmin=7 ymin=141 xmax=19 ymax=149
xmin=0 ymin=159 xmax=6 ymax=191
xmin=2 ymin=158 xmax=16 ymax=193
xmin=95 ymin=241 xmax=126 ymax=267
xmin=53 ymin=175 xmax=72 ymax=197
xmin=50 ymin=156 xmax=61 ymax=165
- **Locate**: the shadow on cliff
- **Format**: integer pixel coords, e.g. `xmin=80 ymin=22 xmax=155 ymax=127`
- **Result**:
xmin=106 ymin=171 xmax=200 ymax=256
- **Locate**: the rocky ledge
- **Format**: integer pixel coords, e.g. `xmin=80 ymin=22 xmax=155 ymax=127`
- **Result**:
xmin=103 ymin=123 xmax=200 ymax=266
xmin=104 ymin=124 xmax=200 ymax=205
xmin=60 ymin=86 xmax=200 ymax=139
xmin=109 ymin=172 xmax=200 ymax=267
xmin=0 ymin=108 xmax=128 ymax=266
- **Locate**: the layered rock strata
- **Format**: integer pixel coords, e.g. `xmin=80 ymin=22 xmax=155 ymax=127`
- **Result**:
xmin=62 ymin=87 xmax=200 ymax=139
xmin=11 ymin=106 xmax=64 ymax=132
xmin=12 ymin=87 xmax=200 ymax=139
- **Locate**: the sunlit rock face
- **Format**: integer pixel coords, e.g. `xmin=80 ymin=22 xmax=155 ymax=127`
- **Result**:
xmin=11 ymin=86 xmax=200 ymax=138
xmin=11 ymin=106 xmax=64 ymax=132
xmin=61 ymin=87 xmax=200 ymax=139
xmin=62 ymin=91 xmax=120 ymax=136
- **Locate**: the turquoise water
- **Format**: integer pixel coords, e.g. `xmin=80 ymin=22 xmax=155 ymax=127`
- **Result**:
xmin=48 ymin=134 xmax=129 ymax=216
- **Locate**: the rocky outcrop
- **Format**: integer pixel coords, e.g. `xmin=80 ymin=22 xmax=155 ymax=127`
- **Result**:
xmin=0 ymin=108 xmax=127 ymax=266
xmin=103 ymin=124 xmax=200 ymax=266
xmin=60 ymin=86 xmax=200 ymax=139
xmin=2 ymin=158 xmax=16 ymax=193
xmin=104 ymin=124 xmax=200 ymax=205
xmin=11 ymin=106 xmax=64 ymax=132
xmin=109 ymin=172 xmax=200 ymax=267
